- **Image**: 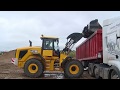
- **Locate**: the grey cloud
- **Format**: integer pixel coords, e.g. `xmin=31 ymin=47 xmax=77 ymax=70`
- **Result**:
xmin=0 ymin=11 xmax=120 ymax=51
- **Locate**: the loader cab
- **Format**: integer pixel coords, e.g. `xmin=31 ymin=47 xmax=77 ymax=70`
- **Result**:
xmin=40 ymin=35 xmax=60 ymax=57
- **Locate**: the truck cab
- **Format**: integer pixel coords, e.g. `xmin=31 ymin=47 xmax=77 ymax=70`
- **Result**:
xmin=102 ymin=17 xmax=120 ymax=79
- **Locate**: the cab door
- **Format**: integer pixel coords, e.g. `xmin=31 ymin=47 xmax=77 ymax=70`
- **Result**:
xmin=42 ymin=39 xmax=53 ymax=57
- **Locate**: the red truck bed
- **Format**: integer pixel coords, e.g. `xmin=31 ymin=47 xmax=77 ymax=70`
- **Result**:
xmin=76 ymin=29 xmax=103 ymax=62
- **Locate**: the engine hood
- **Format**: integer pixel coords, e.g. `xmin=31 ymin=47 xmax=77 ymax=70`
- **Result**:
xmin=17 ymin=46 xmax=41 ymax=51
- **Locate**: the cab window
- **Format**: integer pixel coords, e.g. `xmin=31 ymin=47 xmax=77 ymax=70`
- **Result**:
xmin=43 ymin=39 xmax=53 ymax=50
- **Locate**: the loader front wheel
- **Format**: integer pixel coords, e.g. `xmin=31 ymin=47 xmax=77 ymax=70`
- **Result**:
xmin=64 ymin=60 xmax=84 ymax=78
xmin=24 ymin=59 xmax=44 ymax=78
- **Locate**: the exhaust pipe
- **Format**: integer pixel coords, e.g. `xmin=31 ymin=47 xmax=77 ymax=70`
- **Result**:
xmin=29 ymin=40 xmax=32 ymax=47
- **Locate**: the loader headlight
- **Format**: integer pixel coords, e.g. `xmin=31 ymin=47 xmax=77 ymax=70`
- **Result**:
xmin=30 ymin=50 xmax=38 ymax=54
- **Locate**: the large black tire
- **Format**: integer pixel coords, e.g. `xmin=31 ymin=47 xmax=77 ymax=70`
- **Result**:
xmin=88 ymin=64 xmax=95 ymax=77
xmin=61 ymin=57 xmax=72 ymax=70
xmin=94 ymin=66 xmax=100 ymax=79
xmin=88 ymin=64 xmax=94 ymax=77
xmin=110 ymin=70 xmax=120 ymax=79
xmin=24 ymin=58 xmax=44 ymax=78
xmin=64 ymin=60 xmax=84 ymax=79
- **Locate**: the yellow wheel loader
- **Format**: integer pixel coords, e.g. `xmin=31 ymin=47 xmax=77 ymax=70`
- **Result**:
xmin=11 ymin=33 xmax=84 ymax=78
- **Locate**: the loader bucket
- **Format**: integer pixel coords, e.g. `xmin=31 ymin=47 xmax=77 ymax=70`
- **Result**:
xmin=63 ymin=33 xmax=83 ymax=52
xmin=67 ymin=33 xmax=83 ymax=43
xmin=82 ymin=19 xmax=102 ymax=38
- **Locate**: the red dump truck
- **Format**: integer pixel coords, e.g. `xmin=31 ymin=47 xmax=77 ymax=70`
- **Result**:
xmin=76 ymin=17 xmax=120 ymax=79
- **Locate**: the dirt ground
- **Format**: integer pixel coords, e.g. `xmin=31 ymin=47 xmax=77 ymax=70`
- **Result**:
xmin=0 ymin=50 xmax=95 ymax=79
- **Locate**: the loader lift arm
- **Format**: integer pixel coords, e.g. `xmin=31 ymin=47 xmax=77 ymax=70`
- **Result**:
xmin=63 ymin=33 xmax=83 ymax=54
xmin=63 ymin=19 xmax=102 ymax=54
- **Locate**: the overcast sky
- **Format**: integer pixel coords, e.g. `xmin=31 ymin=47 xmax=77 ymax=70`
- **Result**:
xmin=0 ymin=11 xmax=120 ymax=51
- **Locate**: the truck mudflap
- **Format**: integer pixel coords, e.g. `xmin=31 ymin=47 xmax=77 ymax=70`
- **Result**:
xmin=11 ymin=58 xmax=18 ymax=66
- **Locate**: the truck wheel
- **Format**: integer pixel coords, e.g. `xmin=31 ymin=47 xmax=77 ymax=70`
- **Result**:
xmin=111 ymin=70 xmax=120 ymax=79
xmin=24 ymin=59 xmax=44 ymax=78
xmin=88 ymin=64 xmax=94 ymax=77
xmin=64 ymin=60 xmax=84 ymax=78
xmin=94 ymin=66 xmax=100 ymax=79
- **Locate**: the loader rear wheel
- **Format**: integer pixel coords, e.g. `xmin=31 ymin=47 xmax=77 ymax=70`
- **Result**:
xmin=24 ymin=59 xmax=44 ymax=78
xmin=64 ymin=60 xmax=84 ymax=78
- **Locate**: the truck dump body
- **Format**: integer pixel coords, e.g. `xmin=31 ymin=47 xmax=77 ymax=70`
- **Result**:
xmin=76 ymin=29 xmax=103 ymax=62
